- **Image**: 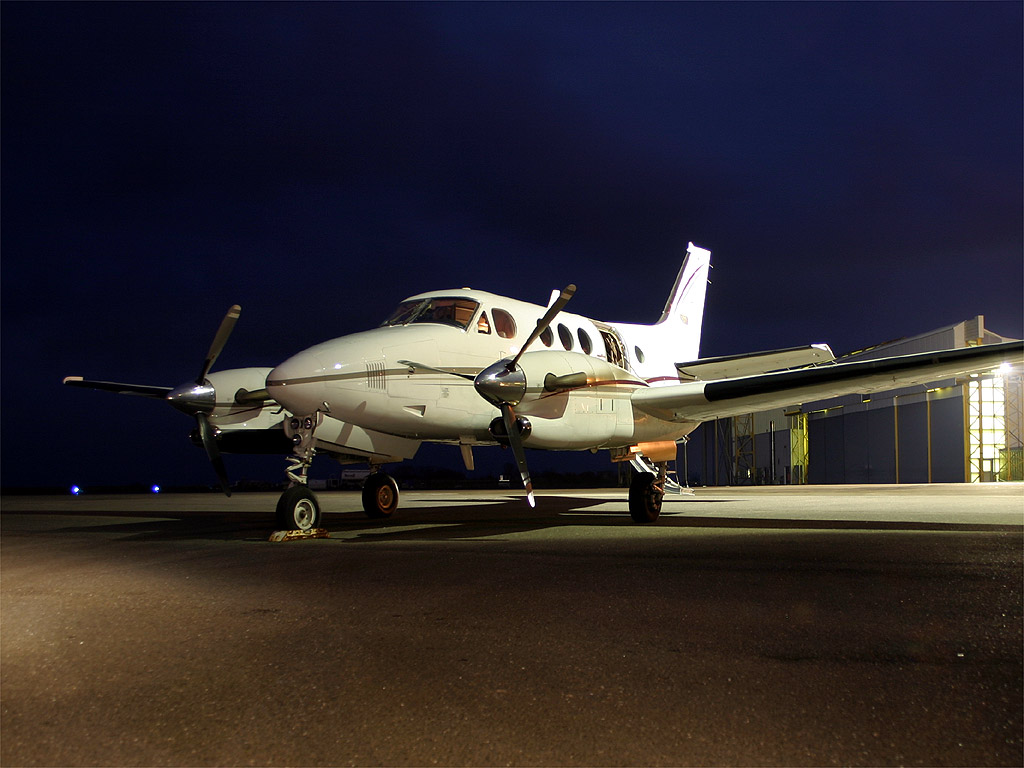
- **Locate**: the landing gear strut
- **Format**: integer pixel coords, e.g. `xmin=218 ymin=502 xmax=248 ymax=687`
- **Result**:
xmin=275 ymin=413 xmax=324 ymax=531
xmin=629 ymin=463 xmax=667 ymax=523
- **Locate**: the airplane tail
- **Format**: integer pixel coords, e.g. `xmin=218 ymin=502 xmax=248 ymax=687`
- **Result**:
xmin=654 ymin=242 xmax=711 ymax=362
xmin=607 ymin=242 xmax=711 ymax=379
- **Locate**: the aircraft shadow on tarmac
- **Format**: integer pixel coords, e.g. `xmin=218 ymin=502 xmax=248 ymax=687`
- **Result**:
xmin=42 ymin=494 xmax=1022 ymax=543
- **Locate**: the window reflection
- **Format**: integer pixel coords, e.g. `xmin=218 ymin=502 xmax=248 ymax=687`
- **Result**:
xmin=492 ymin=308 xmax=516 ymax=339
xmin=382 ymin=298 xmax=481 ymax=330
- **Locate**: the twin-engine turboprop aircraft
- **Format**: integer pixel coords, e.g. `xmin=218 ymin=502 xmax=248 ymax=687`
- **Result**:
xmin=65 ymin=243 xmax=1022 ymax=530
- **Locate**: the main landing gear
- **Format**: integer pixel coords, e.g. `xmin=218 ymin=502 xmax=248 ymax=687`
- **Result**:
xmin=628 ymin=462 xmax=668 ymax=523
xmin=362 ymin=472 xmax=399 ymax=518
xmin=274 ymin=412 xmax=401 ymax=530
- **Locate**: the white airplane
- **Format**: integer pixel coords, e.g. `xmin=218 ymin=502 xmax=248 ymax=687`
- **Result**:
xmin=65 ymin=243 xmax=1022 ymax=530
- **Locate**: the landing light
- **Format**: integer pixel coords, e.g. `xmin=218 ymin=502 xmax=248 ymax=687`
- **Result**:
xmin=70 ymin=485 xmax=82 ymax=496
xmin=151 ymin=485 xmax=161 ymax=494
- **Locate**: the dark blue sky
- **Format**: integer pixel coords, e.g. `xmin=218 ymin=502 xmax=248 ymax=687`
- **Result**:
xmin=2 ymin=2 xmax=1021 ymax=489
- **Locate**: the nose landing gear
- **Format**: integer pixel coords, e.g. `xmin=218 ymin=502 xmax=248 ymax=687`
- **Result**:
xmin=275 ymin=413 xmax=324 ymax=531
xmin=273 ymin=411 xmax=404 ymax=531
xmin=276 ymin=485 xmax=322 ymax=531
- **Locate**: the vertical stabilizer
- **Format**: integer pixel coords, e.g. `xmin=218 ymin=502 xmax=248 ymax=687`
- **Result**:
xmin=607 ymin=242 xmax=712 ymax=382
xmin=656 ymin=242 xmax=711 ymax=360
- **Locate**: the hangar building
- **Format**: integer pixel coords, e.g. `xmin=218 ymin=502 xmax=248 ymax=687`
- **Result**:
xmin=685 ymin=316 xmax=1022 ymax=486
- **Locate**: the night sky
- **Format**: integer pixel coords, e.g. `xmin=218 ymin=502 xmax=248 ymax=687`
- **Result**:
xmin=2 ymin=2 xmax=1021 ymax=490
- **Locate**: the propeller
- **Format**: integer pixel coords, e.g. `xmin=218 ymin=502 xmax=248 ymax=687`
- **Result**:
xmin=473 ymin=284 xmax=576 ymax=507
xmin=173 ymin=304 xmax=242 ymax=496
xmin=389 ymin=286 xmax=577 ymax=506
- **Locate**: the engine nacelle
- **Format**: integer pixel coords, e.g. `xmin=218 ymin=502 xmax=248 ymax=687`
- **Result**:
xmin=203 ymin=367 xmax=282 ymax=429
xmin=510 ymin=350 xmax=645 ymax=450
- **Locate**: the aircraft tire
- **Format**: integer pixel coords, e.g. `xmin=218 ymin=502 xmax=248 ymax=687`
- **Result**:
xmin=276 ymin=485 xmax=322 ymax=531
xmin=363 ymin=473 xmax=399 ymax=519
xmin=628 ymin=473 xmax=663 ymax=523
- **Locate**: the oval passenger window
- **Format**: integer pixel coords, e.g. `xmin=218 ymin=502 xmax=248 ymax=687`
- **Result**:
xmin=558 ymin=323 xmax=574 ymax=351
xmin=578 ymin=329 xmax=593 ymax=355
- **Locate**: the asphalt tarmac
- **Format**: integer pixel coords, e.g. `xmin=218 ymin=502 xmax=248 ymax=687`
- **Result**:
xmin=2 ymin=484 xmax=1022 ymax=767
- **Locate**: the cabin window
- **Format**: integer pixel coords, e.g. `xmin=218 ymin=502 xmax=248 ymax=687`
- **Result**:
xmin=477 ymin=311 xmax=491 ymax=334
xmin=492 ymin=308 xmax=516 ymax=339
xmin=557 ymin=323 xmax=574 ymax=351
xmin=540 ymin=326 xmax=553 ymax=347
xmin=578 ymin=329 xmax=593 ymax=355
xmin=381 ymin=297 xmax=481 ymax=330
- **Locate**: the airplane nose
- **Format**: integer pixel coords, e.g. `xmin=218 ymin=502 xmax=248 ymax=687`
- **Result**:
xmin=266 ymin=350 xmax=328 ymax=414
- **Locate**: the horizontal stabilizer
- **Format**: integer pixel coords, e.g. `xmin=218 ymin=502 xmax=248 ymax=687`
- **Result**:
xmin=675 ymin=344 xmax=834 ymax=381
xmin=634 ymin=340 xmax=1023 ymax=423
xmin=63 ymin=377 xmax=171 ymax=399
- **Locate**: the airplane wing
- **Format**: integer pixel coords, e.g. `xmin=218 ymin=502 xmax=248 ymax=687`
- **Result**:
xmin=632 ymin=340 xmax=1022 ymax=423
xmin=675 ymin=344 xmax=834 ymax=380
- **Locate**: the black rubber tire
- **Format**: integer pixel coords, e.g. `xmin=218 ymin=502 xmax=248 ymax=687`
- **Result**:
xmin=628 ymin=472 xmax=663 ymax=523
xmin=362 ymin=473 xmax=399 ymax=519
xmin=275 ymin=485 xmax=322 ymax=531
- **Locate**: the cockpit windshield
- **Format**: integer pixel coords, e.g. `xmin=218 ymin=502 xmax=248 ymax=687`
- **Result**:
xmin=381 ymin=297 xmax=481 ymax=330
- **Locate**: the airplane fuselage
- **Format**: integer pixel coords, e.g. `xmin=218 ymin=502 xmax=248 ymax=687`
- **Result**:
xmin=264 ymin=288 xmax=697 ymax=457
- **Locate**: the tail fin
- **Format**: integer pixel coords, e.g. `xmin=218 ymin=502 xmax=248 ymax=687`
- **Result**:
xmin=655 ymin=242 xmax=711 ymax=361
xmin=608 ymin=242 xmax=711 ymax=379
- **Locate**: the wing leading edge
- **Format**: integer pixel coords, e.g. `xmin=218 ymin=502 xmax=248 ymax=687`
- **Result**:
xmin=632 ymin=340 xmax=1023 ymax=424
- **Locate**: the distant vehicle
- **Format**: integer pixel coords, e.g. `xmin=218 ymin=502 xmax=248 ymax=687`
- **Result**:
xmin=66 ymin=243 xmax=1022 ymax=529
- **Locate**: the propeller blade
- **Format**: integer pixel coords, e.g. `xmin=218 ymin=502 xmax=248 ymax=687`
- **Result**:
xmin=397 ymin=360 xmax=477 ymax=381
xmin=501 ymin=403 xmax=535 ymax=508
xmin=198 ymin=305 xmax=241 ymax=384
xmin=196 ymin=412 xmax=231 ymax=497
xmin=509 ymin=285 xmax=575 ymax=370
xmin=63 ymin=377 xmax=172 ymax=398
